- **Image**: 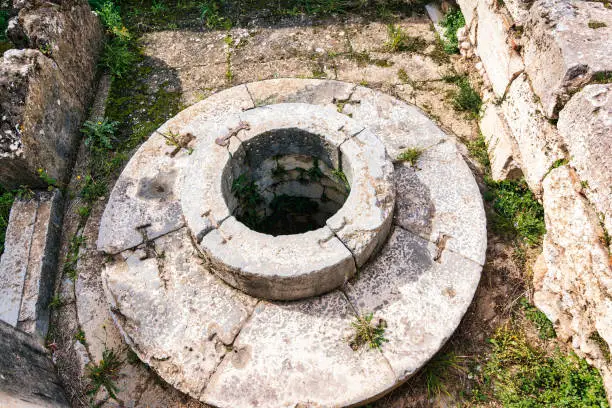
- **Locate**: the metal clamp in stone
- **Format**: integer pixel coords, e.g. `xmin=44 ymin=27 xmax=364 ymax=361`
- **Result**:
xmin=179 ymin=103 xmax=395 ymax=300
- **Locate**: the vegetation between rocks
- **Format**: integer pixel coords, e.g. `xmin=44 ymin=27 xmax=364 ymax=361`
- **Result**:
xmin=86 ymin=348 xmax=123 ymax=399
xmin=397 ymin=147 xmax=422 ymax=166
xmin=439 ymin=8 xmax=465 ymax=54
xmin=349 ymin=313 xmax=388 ymax=350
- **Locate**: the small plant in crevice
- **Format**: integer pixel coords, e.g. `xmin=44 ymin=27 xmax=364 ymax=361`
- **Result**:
xmin=484 ymin=178 xmax=546 ymax=245
xmin=37 ymin=168 xmax=58 ymax=190
xmin=86 ymin=348 xmax=123 ymax=399
xmin=418 ymin=351 xmax=466 ymax=398
xmin=349 ymin=313 xmax=388 ymax=351
xmin=467 ymin=132 xmax=491 ymax=170
xmin=64 ymin=234 xmax=85 ymax=281
xmin=100 ymin=38 xmax=137 ymax=78
xmin=82 ymin=118 xmax=119 ymax=152
xmin=80 ymin=175 xmax=108 ymax=203
xmin=592 ymin=71 xmax=612 ymax=84
xmin=200 ymin=0 xmax=232 ymax=30
xmin=271 ymin=159 xmax=288 ymax=179
xmin=519 ymin=297 xmax=556 ymax=340
xmin=74 ymin=329 xmax=87 ymax=345
xmin=332 ymin=169 xmax=350 ymax=192
xmin=397 ymin=148 xmax=422 ymax=167
xmin=590 ymin=331 xmax=611 ymax=362
xmin=385 ymin=24 xmax=427 ymax=53
xmin=440 ymin=8 xmax=465 ymax=54
xmin=450 ymin=76 xmax=482 ymax=116
xmin=232 ymin=174 xmax=262 ymax=229
xmin=48 ymin=295 xmax=63 ymax=309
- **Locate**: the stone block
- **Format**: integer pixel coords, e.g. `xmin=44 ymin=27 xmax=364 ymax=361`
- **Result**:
xmin=394 ymin=141 xmax=487 ymax=266
xmin=501 ymin=73 xmax=565 ymax=193
xmin=524 ymin=0 xmax=612 ymax=117
xmin=344 ymin=226 xmax=482 ymax=381
xmin=480 ymin=102 xmax=523 ymax=181
xmin=557 ymin=84 xmax=612 ymax=236
xmin=476 ymin=0 xmax=524 ymax=97
xmin=456 ymin=0 xmax=477 ymax=26
xmin=200 ymin=217 xmax=356 ymax=300
xmin=246 ymin=78 xmax=355 ymax=108
xmin=341 ymin=86 xmax=449 ymax=161
xmin=0 ymin=320 xmax=69 ymax=407
xmin=103 ymin=229 xmax=257 ymax=398
xmin=202 ymin=291 xmax=397 ymax=408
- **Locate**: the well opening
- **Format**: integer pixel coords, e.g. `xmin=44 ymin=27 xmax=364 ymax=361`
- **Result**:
xmin=223 ymin=129 xmax=350 ymax=236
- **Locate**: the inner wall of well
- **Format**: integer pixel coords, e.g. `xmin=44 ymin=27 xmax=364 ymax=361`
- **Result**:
xmin=223 ymin=129 xmax=350 ymax=236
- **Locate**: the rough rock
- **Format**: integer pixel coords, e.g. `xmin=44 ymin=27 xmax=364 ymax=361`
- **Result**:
xmin=0 ymin=0 xmax=103 ymax=188
xmin=103 ymin=228 xmax=257 ymax=399
xmin=246 ymin=78 xmax=355 ymax=108
xmin=0 ymin=320 xmax=70 ymax=407
xmin=344 ymin=226 xmax=482 ymax=381
xmin=534 ymin=166 xmax=612 ymax=375
xmin=557 ymin=84 xmax=612 ymax=238
xmin=476 ymin=0 xmax=524 ymax=97
xmin=203 ymin=292 xmax=397 ymax=408
xmin=480 ymin=102 xmax=523 ymax=181
xmin=500 ymin=74 xmax=566 ymax=193
xmin=524 ymin=0 xmax=612 ymax=117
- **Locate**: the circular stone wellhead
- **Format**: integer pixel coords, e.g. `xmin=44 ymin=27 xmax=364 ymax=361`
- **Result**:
xmin=97 ymin=79 xmax=486 ymax=408
xmin=179 ymin=104 xmax=395 ymax=301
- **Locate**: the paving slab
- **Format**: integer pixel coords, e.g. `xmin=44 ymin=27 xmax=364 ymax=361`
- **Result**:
xmin=341 ymin=85 xmax=449 ymax=160
xmin=246 ymin=78 xmax=355 ymax=108
xmin=103 ymin=228 xmax=257 ymax=399
xmin=344 ymin=226 xmax=482 ymax=381
xmin=394 ymin=141 xmax=487 ymax=266
xmin=203 ymin=291 xmax=397 ymax=408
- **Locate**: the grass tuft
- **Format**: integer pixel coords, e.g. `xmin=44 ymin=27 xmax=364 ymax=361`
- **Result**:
xmin=386 ymin=24 xmax=427 ymax=53
xmin=86 ymin=348 xmax=123 ymax=399
xmin=419 ymin=351 xmax=465 ymax=397
xmin=520 ymin=297 xmax=556 ymax=340
xmin=349 ymin=313 xmax=388 ymax=350
xmin=451 ymin=77 xmax=482 ymax=116
xmin=397 ymin=148 xmax=422 ymax=166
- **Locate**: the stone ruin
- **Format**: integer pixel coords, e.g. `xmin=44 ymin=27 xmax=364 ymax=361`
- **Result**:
xmin=0 ymin=0 xmax=610 ymax=406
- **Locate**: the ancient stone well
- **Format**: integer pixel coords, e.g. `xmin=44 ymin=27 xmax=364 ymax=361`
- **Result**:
xmin=98 ymin=79 xmax=487 ymax=407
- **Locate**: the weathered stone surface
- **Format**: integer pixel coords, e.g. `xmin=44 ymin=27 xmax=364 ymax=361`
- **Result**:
xmin=0 ymin=198 xmax=37 ymax=326
xmin=246 ymin=78 xmax=355 ymax=108
xmin=524 ymin=0 xmax=612 ymax=117
xmin=476 ymin=0 xmax=524 ymax=97
xmin=103 ymin=229 xmax=257 ymax=398
xmin=327 ymin=129 xmax=395 ymax=267
xmin=557 ymin=84 xmax=612 ymax=237
xmin=456 ymin=0 xmax=477 ymax=26
xmin=0 ymin=0 xmax=103 ymax=188
xmin=341 ymin=86 xmax=449 ymax=160
xmin=534 ymin=166 xmax=612 ymax=376
xmin=98 ymin=85 xmax=253 ymax=254
xmin=394 ymin=141 xmax=487 ymax=266
xmin=480 ymin=102 xmax=523 ymax=181
xmin=0 ymin=321 xmax=70 ymax=407
xmin=201 ymin=217 xmax=356 ymax=300
xmin=501 ymin=74 xmax=565 ymax=193
xmin=203 ymin=291 xmax=397 ymax=408
xmin=17 ymin=190 xmax=64 ymax=339
xmin=344 ymin=226 xmax=482 ymax=381
xmin=503 ymin=0 xmax=533 ymax=25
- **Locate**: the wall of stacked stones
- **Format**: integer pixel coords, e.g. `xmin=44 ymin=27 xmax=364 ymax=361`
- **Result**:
xmin=456 ymin=0 xmax=612 ymax=390
xmin=0 ymin=0 xmax=103 ymax=189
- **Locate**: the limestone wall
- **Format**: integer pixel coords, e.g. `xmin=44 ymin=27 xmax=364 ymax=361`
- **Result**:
xmin=455 ymin=0 xmax=612 ymax=392
xmin=0 ymin=0 xmax=103 ymax=189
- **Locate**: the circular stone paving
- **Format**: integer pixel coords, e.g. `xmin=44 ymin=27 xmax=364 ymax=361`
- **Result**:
xmin=98 ymin=79 xmax=487 ymax=408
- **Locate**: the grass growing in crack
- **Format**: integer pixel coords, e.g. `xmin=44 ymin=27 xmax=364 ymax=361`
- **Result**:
xmin=64 ymin=234 xmax=85 ymax=281
xmin=101 ymin=38 xmax=138 ymax=78
xmin=82 ymin=118 xmax=120 ymax=152
xmin=519 ymin=297 xmax=556 ymax=340
xmin=467 ymin=132 xmax=490 ymax=170
xmin=588 ymin=20 xmax=607 ymax=29
xmin=386 ymin=24 xmax=427 ymax=53
xmin=440 ymin=8 xmax=465 ymax=54
xmin=232 ymin=174 xmax=263 ymax=229
xmin=592 ymin=71 xmax=612 ymax=84
xmin=74 ymin=329 xmax=87 ymax=345
xmin=397 ymin=148 xmax=422 ymax=166
xmin=48 ymin=295 xmax=63 ymax=309
xmin=349 ymin=313 xmax=388 ymax=350
xmin=590 ymin=332 xmax=611 ymax=362
xmin=484 ymin=179 xmax=546 ymax=245
xmin=80 ymin=175 xmax=108 ymax=204
xmin=332 ymin=169 xmax=350 ymax=191
xmin=450 ymin=77 xmax=482 ymax=116
xmin=86 ymin=348 xmax=123 ymax=399
xmin=473 ymin=324 xmax=609 ymax=407
xmin=419 ymin=351 xmax=465 ymax=398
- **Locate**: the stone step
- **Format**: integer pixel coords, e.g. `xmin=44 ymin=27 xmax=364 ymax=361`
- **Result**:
xmin=0 ymin=190 xmax=63 ymax=342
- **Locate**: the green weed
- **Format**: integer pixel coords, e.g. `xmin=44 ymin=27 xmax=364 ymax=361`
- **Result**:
xmin=467 ymin=133 xmax=490 ymax=170
xmin=588 ymin=20 xmax=607 ymax=29
xmin=349 ymin=313 xmax=388 ymax=350
xmin=478 ymin=324 xmax=608 ymax=407
xmin=419 ymin=351 xmax=465 ymax=397
xmin=80 ymin=175 xmax=108 ymax=203
xmin=397 ymin=148 xmax=422 ymax=166
xmin=0 ymin=10 xmax=8 ymax=42
xmin=592 ymin=71 xmax=612 ymax=84
xmin=82 ymin=118 xmax=119 ymax=152
xmin=86 ymin=348 xmax=123 ymax=399
xmin=74 ymin=329 xmax=87 ymax=345
xmin=386 ymin=24 xmax=427 ymax=52
xmin=451 ymin=77 xmax=481 ymax=116
xmin=484 ymin=179 xmax=545 ymax=245
xmin=48 ymin=295 xmax=63 ymax=309
xmin=100 ymin=38 xmax=137 ymax=78
xmin=332 ymin=169 xmax=350 ymax=191
xmin=520 ymin=297 xmax=556 ymax=340
xmin=37 ymin=168 xmax=58 ymax=190
xmin=440 ymin=8 xmax=465 ymax=54
xmin=232 ymin=174 xmax=263 ymax=229
xmin=590 ymin=332 xmax=611 ymax=362
xmin=64 ymin=234 xmax=85 ymax=281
